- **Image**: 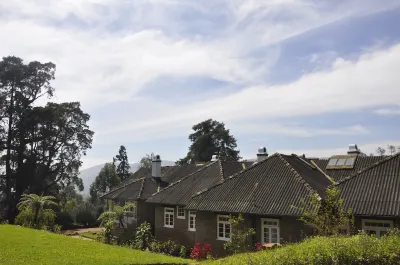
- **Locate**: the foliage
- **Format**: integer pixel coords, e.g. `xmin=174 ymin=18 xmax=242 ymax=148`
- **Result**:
xmin=96 ymin=220 xmax=115 ymax=244
xmin=223 ymin=214 xmax=255 ymax=254
xmin=191 ymin=242 xmax=212 ymax=261
xmin=0 ymin=56 xmax=93 ymax=222
xmin=15 ymin=194 xmax=58 ymax=229
xmin=177 ymin=119 xmax=240 ymax=164
xmin=97 ymin=202 xmax=135 ymax=231
xmin=149 ymin=239 xmax=182 ymax=257
xmin=55 ymin=211 xmax=74 ymax=228
xmin=376 ymin=147 xmax=386 ymax=156
xmin=255 ymin=242 xmax=263 ymax=251
xmin=138 ymin=153 xmax=154 ymax=169
xmin=75 ymin=209 xmax=97 ymax=227
xmin=89 ymin=163 xmax=120 ymax=204
xmin=15 ymin=208 xmax=56 ymax=230
xmin=114 ymin=145 xmax=131 ymax=182
xmin=0 ymin=225 xmax=190 ymax=265
xmin=133 ymin=221 xmax=154 ymax=250
xmin=204 ymin=233 xmax=400 ymax=265
xmin=296 ymin=187 xmax=353 ymax=236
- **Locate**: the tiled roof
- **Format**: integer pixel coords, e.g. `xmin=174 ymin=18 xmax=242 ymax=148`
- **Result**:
xmin=337 ymin=153 xmax=400 ymax=217
xmin=312 ymin=156 xmax=387 ymax=182
xmin=146 ymin=160 xmax=249 ymax=206
xmin=186 ymin=154 xmax=332 ymax=216
xmin=101 ymin=164 xmax=206 ymax=201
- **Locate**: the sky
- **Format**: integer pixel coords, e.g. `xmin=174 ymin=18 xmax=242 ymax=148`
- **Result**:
xmin=1 ymin=0 xmax=400 ymax=169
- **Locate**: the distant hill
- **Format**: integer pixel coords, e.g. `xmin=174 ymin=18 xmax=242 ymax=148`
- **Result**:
xmin=79 ymin=161 xmax=175 ymax=195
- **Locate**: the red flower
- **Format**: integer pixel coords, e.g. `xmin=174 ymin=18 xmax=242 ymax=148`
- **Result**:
xmin=190 ymin=242 xmax=213 ymax=261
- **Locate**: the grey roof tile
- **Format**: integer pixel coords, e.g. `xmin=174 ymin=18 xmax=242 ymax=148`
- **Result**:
xmin=186 ymin=154 xmax=331 ymax=216
xmin=336 ymin=153 xmax=400 ymax=217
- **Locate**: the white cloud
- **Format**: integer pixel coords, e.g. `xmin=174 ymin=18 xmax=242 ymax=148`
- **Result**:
xmin=374 ymin=107 xmax=400 ymax=115
xmin=1 ymin=0 xmax=400 ymax=164
xmin=98 ymin=42 xmax=400 ymax=142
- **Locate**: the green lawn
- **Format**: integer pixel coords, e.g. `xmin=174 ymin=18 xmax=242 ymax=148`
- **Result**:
xmin=80 ymin=231 xmax=98 ymax=240
xmin=0 ymin=225 xmax=190 ymax=265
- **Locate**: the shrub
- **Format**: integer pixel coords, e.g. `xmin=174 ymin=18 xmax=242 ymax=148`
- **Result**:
xmin=75 ymin=210 xmax=97 ymax=227
xmin=149 ymin=239 xmax=181 ymax=257
xmin=55 ymin=211 xmax=74 ymax=229
xmin=96 ymin=220 xmax=114 ymax=244
xmin=224 ymin=214 xmax=255 ymax=254
xmin=133 ymin=222 xmax=153 ymax=250
xmin=297 ymin=187 xmax=354 ymax=236
xmin=209 ymin=233 xmax=400 ymax=265
xmin=190 ymin=242 xmax=212 ymax=261
xmin=15 ymin=208 xmax=56 ymax=229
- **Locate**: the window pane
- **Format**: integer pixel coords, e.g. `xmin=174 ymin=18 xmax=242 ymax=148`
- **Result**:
xmin=344 ymin=157 xmax=355 ymax=166
xmin=328 ymin=159 xmax=338 ymax=166
xmin=336 ymin=158 xmax=346 ymax=166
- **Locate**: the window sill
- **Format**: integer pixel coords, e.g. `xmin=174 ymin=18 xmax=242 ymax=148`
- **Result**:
xmin=177 ymin=216 xmax=185 ymax=219
xmin=164 ymin=225 xmax=174 ymax=229
xmin=217 ymin=237 xmax=230 ymax=241
xmin=188 ymin=229 xmax=196 ymax=232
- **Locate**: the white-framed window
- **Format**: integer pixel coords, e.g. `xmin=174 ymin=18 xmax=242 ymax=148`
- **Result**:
xmin=188 ymin=211 xmax=196 ymax=231
xmin=261 ymin=218 xmax=280 ymax=244
xmin=124 ymin=201 xmax=136 ymax=215
xmin=177 ymin=206 xmax=185 ymax=219
xmin=164 ymin=207 xmax=174 ymax=228
xmin=362 ymin=219 xmax=393 ymax=238
xmin=217 ymin=215 xmax=231 ymax=241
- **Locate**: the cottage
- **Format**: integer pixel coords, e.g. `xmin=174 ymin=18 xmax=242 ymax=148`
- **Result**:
xmin=100 ymin=156 xmax=202 ymax=232
xmin=146 ymin=157 xmax=252 ymax=247
xmin=185 ymin=151 xmax=332 ymax=255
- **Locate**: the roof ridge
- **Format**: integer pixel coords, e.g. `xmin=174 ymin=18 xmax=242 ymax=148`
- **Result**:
xmin=190 ymin=153 xmax=280 ymax=199
xmin=276 ymin=154 xmax=318 ymax=197
xmin=137 ymin=178 xmax=146 ymax=200
xmin=100 ymin=177 xmax=145 ymax=198
xmin=218 ymin=160 xmax=225 ymax=181
xmin=336 ymin=152 xmax=400 ymax=186
xmin=147 ymin=161 xmax=219 ymax=199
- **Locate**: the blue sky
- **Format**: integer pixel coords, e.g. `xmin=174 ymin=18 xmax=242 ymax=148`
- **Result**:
xmin=1 ymin=0 xmax=400 ymax=169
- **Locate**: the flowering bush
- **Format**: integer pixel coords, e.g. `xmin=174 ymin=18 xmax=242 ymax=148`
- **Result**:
xmin=255 ymin=242 xmax=263 ymax=251
xmin=190 ymin=242 xmax=212 ymax=261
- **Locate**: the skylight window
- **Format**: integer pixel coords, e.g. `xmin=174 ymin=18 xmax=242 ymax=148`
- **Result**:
xmin=326 ymin=155 xmax=357 ymax=169
xmin=327 ymin=158 xmax=338 ymax=166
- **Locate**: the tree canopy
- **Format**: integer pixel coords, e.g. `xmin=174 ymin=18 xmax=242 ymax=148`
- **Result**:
xmin=89 ymin=163 xmax=120 ymax=204
xmin=114 ymin=145 xmax=130 ymax=182
xmin=138 ymin=153 xmax=154 ymax=170
xmin=178 ymin=119 xmax=240 ymax=164
xmin=0 ymin=56 xmax=93 ymax=222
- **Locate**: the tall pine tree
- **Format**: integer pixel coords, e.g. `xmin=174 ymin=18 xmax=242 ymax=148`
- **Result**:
xmin=115 ymin=145 xmax=130 ymax=182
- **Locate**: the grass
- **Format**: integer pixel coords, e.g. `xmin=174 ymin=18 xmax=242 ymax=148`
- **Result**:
xmin=80 ymin=231 xmax=98 ymax=240
xmin=204 ymin=234 xmax=400 ymax=265
xmin=0 ymin=225 xmax=190 ymax=265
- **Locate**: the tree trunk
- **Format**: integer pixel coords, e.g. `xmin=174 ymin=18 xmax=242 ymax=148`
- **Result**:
xmin=5 ymin=82 xmax=15 ymax=222
xmin=33 ymin=207 xmax=40 ymax=228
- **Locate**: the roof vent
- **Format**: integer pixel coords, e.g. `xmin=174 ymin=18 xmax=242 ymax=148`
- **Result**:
xmin=257 ymin=147 xmax=268 ymax=162
xmin=211 ymin=155 xmax=218 ymax=161
xmin=347 ymin=144 xmax=361 ymax=155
